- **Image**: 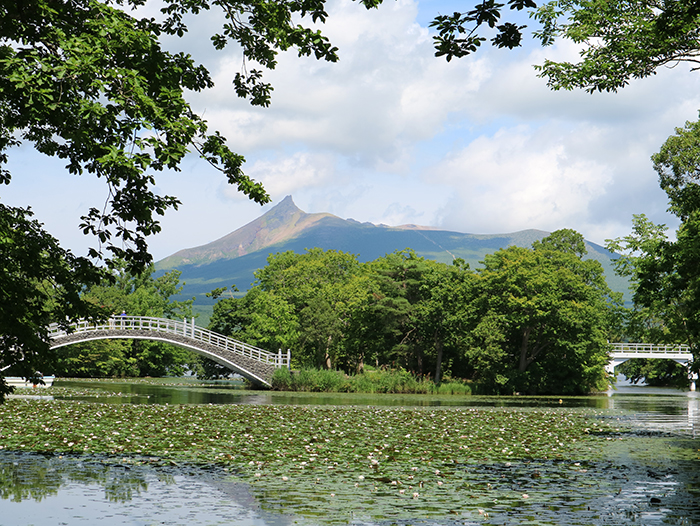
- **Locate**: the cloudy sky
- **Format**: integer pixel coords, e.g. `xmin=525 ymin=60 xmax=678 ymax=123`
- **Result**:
xmin=4 ymin=0 xmax=699 ymax=261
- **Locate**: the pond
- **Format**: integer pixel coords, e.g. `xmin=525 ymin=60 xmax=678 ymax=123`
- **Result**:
xmin=2 ymin=379 xmax=699 ymax=525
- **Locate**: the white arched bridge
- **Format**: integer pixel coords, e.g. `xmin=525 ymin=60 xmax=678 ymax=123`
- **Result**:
xmin=608 ymin=342 xmax=697 ymax=391
xmin=48 ymin=316 xmax=290 ymax=387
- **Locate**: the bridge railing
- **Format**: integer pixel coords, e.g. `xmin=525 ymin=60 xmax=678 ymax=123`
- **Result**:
xmin=48 ymin=316 xmax=290 ymax=368
xmin=610 ymin=342 xmax=692 ymax=356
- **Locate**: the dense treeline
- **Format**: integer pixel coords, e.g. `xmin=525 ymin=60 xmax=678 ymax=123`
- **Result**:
xmin=208 ymin=229 xmax=622 ymax=395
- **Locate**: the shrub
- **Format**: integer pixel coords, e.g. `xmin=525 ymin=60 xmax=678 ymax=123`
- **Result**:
xmin=270 ymin=367 xmax=293 ymax=390
xmin=269 ymin=367 xmax=472 ymax=395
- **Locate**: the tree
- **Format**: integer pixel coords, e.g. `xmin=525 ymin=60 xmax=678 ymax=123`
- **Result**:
xmin=605 ymin=214 xmax=679 ymax=344
xmin=352 ymin=250 xmax=431 ymax=373
xmin=607 ymin=119 xmax=700 ymax=376
xmin=0 ymin=0 xmax=382 ymax=395
xmin=0 ymin=205 xmax=105 ymax=396
xmin=532 ymin=228 xmax=587 ymax=257
xmin=429 ymin=0 xmax=537 ymax=61
xmin=210 ymin=249 xmax=368 ymax=370
xmin=394 ymin=256 xmax=474 ymax=383
xmin=653 ymin=115 xmax=700 ymax=221
xmin=209 ymin=287 xmax=299 ymax=353
xmin=429 ymin=1 xmax=700 ymax=94
xmin=346 ymin=251 xmax=475 ymax=381
xmin=465 ymin=230 xmax=619 ymax=394
xmin=616 ymin=357 xmax=690 ymax=388
xmin=532 ymin=0 xmax=700 ymax=92
xmin=255 ymin=249 xmax=369 ymax=370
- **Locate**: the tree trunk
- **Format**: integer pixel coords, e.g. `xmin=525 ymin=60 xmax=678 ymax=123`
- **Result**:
xmin=356 ymin=352 xmax=365 ymax=374
xmin=519 ymin=326 xmax=531 ymax=372
xmin=434 ymin=332 xmax=444 ymax=384
xmin=324 ymin=335 xmax=333 ymax=369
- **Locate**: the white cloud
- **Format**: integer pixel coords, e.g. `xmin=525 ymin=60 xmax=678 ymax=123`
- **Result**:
xmin=187 ymin=0 xmax=487 ymax=165
xmin=431 ymin=124 xmax=614 ymax=233
xmin=5 ymin=0 xmax=699 ymax=263
xmin=222 ymin=152 xmax=339 ymax=201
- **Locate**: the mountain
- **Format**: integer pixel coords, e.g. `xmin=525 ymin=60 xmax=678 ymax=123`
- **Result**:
xmin=157 ymin=196 xmax=337 ymax=268
xmin=156 ymin=196 xmax=628 ymax=315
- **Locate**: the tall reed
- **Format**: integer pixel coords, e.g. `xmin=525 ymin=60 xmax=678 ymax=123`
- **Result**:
xmin=270 ymin=367 xmax=471 ymax=395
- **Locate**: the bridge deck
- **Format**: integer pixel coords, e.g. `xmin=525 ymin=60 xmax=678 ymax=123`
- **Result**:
xmin=48 ymin=316 xmax=290 ymax=386
xmin=609 ymin=342 xmax=693 ymax=361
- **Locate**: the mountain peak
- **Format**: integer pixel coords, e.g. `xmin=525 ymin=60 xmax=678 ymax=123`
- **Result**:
xmin=157 ymin=196 xmax=335 ymax=269
xmin=259 ymin=195 xmax=304 ymax=229
xmin=276 ymin=195 xmax=299 ymax=213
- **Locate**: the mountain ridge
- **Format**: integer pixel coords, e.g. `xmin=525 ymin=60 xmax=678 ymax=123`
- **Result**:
xmin=158 ymin=196 xmax=337 ymax=268
xmin=155 ymin=196 xmax=627 ymax=315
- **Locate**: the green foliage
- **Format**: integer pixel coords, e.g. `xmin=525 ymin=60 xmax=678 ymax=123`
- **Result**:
xmin=532 ymin=228 xmax=587 ymax=257
xmin=212 ymin=237 xmax=618 ymax=395
xmin=532 ymin=0 xmax=700 ymax=92
xmin=269 ymin=367 xmax=472 ymax=395
xmin=617 ymin=358 xmax=690 ymax=389
xmin=605 ymin=118 xmax=700 ymax=384
xmin=209 ymin=287 xmax=300 ymax=353
xmin=53 ymin=340 xmax=137 ymax=378
xmin=0 ymin=1 xmax=272 ymax=272
xmin=605 ymin=214 xmax=678 ymax=345
xmin=52 ymin=262 xmax=198 ymax=378
xmin=349 ymin=251 xmax=473 ymax=380
xmin=1 ymin=0 xmax=384 ymax=397
xmin=269 ymin=367 xmax=294 ymax=390
xmin=466 ymin=230 xmax=620 ymax=394
xmin=426 ymin=0 xmax=700 ymax=96
xmin=0 ymin=204 xmax=106 ymax=396
xmin=253 ymin=248 xmax=369 ymax=369
xmin=653 ymin=115 xmax=700 ymax=221
xmin=429 ymin=0 xmax=537 ymax=61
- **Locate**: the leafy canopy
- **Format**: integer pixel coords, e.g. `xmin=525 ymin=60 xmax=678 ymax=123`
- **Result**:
xmin=532 ymin=0 xmax=700 ymax=92
xmin=0 ymin=0 xmax=379 ymax=391
xmin=208 ymin=238 xmax=617 ymax=395
xmin=466 ymin=231 xmax=619 ymax=394
xmin=430 ymin=0 xmax=700 ymax=93
xmin=606 ymin=117 xmax=700 ymax=381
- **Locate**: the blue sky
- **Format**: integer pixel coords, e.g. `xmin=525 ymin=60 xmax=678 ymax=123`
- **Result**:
xmin=3 ymin=0 xmax=698 ymax=261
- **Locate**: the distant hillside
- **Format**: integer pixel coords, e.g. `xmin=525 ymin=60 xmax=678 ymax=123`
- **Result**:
xmin=156 ymin=196 xmax=628 ymax=318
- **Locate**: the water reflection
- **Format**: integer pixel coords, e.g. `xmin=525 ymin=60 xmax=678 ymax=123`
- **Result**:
xmin=8 ymin=380 xmax=699 ymax=525
xmin=55 ymin=378 xmax=700 ymax=415
xmin=53 ymin=379 xmax=617 ymax=408
xmin=0 ymin=451 xmax=294 ymax=526
xmin=607 ymin=388 xmax=700 ymax=437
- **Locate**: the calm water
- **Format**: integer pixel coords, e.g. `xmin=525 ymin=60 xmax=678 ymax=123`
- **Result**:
xmin=2 ymin=380 xmax=699 ymax=525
